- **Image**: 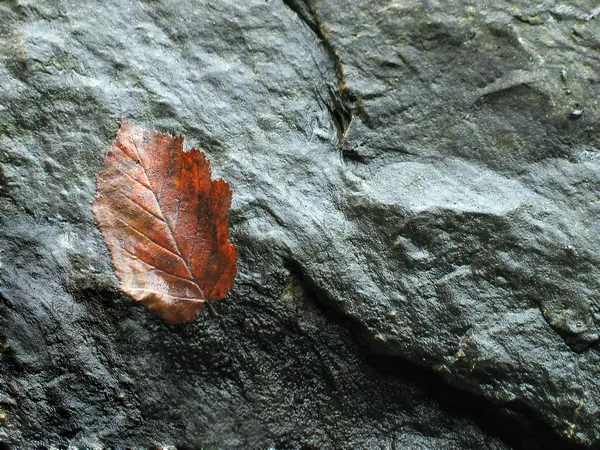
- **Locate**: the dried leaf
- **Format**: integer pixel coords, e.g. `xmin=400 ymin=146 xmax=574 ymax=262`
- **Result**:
xmin=92 ymin=121 xmax=237 ymax=323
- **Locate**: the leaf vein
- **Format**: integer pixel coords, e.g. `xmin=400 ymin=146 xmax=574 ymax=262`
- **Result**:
xmin=120 ymin=191 xmax=166 ymax=223
xmin=130 ymin=138 xmax=201 ymax=292
xmin=127 ymin=288 xmax=206 ymax=302
xmin=122 ymin=247 xmax=197 ymax=285
xmin=104 ymin=209 xmax=187 ymax=267
xmin=116 ymin=167 xmax=152 ymax=191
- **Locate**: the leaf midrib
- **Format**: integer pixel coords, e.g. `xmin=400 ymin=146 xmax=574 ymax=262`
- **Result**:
xmin=129 ymin=138 xmax=206 ymax=299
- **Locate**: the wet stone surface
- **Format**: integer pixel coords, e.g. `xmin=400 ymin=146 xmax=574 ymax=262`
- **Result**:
xmin=0 ymin=0 xmax=599 ymax=448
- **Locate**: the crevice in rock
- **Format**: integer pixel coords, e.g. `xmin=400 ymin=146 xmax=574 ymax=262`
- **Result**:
xmin=282 ymin=0 xmax=355 ymax=152
xmin=283 ymin=257 xmax=585 ymax=450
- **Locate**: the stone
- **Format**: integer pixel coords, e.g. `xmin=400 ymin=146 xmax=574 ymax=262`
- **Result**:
xmin=0 ymin=0 xmax=598 ymax=447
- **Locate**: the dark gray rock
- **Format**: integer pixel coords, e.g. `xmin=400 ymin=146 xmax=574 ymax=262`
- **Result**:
xmin=0 ymin=0 xmax=598 ymax=447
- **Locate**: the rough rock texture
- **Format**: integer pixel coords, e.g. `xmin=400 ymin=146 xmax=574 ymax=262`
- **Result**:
xmin=0 ymin=0 xmax=599 ymax=447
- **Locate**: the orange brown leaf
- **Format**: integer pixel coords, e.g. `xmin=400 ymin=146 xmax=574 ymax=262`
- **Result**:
xmin=92 ymin=121 xmax=237 ymax=323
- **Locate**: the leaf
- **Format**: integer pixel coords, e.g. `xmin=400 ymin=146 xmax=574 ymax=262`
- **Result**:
xmin=92 ymin=121 xmax=237 ymax=323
